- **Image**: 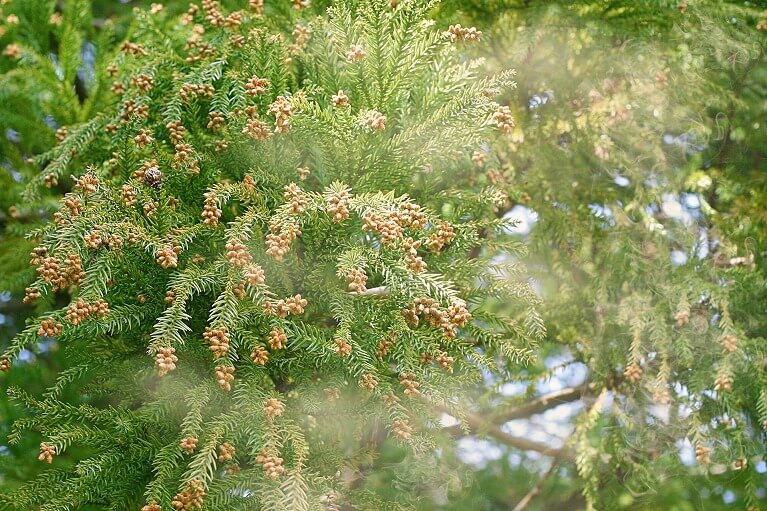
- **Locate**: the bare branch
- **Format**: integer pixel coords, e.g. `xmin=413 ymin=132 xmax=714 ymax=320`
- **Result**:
xmin=428 ymin=400 xmax=574 ymax=460
xmin=441 ymin=384 xmax=590 ymax=439
xmin=495 ymin=383 xmax=591 ymax=423
xmin=512 ymin=461 xmax=560 ymax=511
xmin=348 ymin=286 xmax=390 ymax=297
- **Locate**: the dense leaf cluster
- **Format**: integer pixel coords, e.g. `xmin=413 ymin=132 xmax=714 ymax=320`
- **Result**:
xmin=1 ymin=1 xmax=541 ymax=509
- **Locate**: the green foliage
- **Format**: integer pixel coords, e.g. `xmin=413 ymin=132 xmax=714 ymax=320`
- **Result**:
xmin=2 ymin=1 xmax=539 ymax=509
xmin=1 ymin=0 xmax=766 ymax=510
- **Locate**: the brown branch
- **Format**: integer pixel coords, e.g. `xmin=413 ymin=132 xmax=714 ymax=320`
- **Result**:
xmin=512 ymin=460 xmax=560 ymax=511
xmin=495 ymin=383 xmax=591 ymax=423
xmin=441 ymin=384 xmax=590 ymax=439
xmin=428 ymin=400 xmax=573 ymax=461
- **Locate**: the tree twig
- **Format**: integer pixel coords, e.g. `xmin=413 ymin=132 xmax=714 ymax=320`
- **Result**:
xmin=428 ymin=399 xmax=573 ymax=460
xmin=441 ymin=384 xmax=590 ymax=438
xmin=512 ymin=460 xmax=560 ymax=511
xmin=348 ymin=286 xmax=390 ymax=297
xmin=496 ymin=383 xmax=591 ymax=422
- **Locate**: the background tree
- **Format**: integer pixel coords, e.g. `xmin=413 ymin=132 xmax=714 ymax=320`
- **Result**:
xmin=430 ymin=0 xmax=767 ymax=509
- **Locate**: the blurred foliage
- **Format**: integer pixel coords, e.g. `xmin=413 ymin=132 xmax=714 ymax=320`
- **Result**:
xmin=434 ymin=0 xmax=767 ymax=509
